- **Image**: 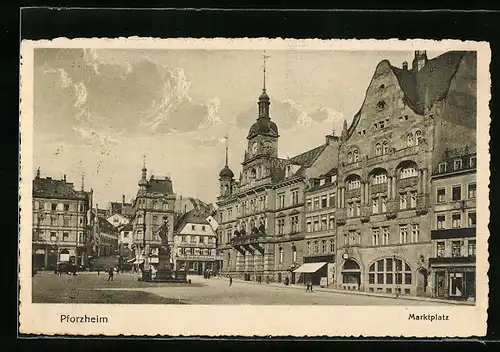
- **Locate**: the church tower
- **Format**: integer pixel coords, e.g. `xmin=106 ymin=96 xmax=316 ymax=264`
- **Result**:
xmin=219 ymin=135 xmax=234 ymax=197
xmin=138 ymin=155 xmax=149 ymax=193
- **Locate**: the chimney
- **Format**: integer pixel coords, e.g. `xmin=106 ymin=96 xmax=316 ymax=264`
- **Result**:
xmin=63 ymin=174 xmax=67 ymax=182
xmin=184 ymin=205 xmax=187 ymax=214
xmin=122 ymin=195 xmax=125 ymax=205
xmin=402 ymin=61 xmax=408 ymax=70
xmin=36 ymin=167 xmax=41 ymax=179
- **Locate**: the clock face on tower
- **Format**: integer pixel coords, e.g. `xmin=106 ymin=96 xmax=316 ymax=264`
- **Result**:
xmin=252 ymin=142 xmax=258 ymax=154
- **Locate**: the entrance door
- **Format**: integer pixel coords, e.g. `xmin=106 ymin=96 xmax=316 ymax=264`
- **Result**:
xmin=197 ymin=262 xmax=203 ymax=275
xmin=291 ymin=272 xmax=296 ymax=284
xmin=416 ymin=267 xmax=428 ymax=295
xmin=465 ymin=271 xmax=476 ymax=299
xmin=449 ymin=273 xmax=464 ymax=297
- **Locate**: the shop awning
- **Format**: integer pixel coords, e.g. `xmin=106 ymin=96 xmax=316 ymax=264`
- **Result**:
xmin=293 ymin=262 xmax=327 ymax=273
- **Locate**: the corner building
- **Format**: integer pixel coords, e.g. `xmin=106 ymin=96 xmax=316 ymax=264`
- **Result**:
xmin=216 ymin=82 xmax=339 ymax=282
xmin=335 ymin=51 xmax=477 ymax=296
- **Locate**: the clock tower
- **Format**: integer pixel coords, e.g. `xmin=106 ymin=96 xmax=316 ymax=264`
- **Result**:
xmin=241 ymin=54 xmax=279 ymax=186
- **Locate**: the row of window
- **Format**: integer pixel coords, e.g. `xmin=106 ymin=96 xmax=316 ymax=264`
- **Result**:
xmin=305 ymin=238 xmax=335 ymax=255
xmin=135 ymin=214 xmax=169 ymax=225
xmin=436 ymin=182 xmax=476 ymax=203
xmin=277 ymin=246 xmax=298 ymax=263
xmin=277 ymin=189 xmax=300 ymax=209
xmin=177 ymin=247 xmax=216 ymax=256
xmin=306 ymin=193 xmax=336 ymax=211
xmin=180 ymin=235 xmax=215 ymax=244
xmin=347 ymin=131 xmax=422 ymax=164
xmin=35 ymin=214 xmax=85 ymax=227
xmin=438 ymin=156 xmax=476 ymax=173
xmin=34 ymin=201 xmax=85 ymax=212
xmin=39 ymin=231 xmax=85 ymax=243
xmin=220 ymin=196 xmax=269 ymax=222
xmin=277 ymin=215 xmax=300 ymax=235
xmin=136 ymin=198 xmax=170 ymax=211
xmin=436 ymin=211 xmax=476 ymax=229
xmin=436 ymin=240 xmax=476 ymax=258
xmin=305 ymin=213 xmax=335 ymax=233
xmin=343 ymin=224 xmax=420 ymax=246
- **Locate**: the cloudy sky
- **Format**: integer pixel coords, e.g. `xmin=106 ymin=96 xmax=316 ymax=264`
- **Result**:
xmin=33 ymin=48 xmax=443 ymax=206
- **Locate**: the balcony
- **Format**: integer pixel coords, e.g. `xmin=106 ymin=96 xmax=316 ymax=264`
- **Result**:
xmin=371 ymin=183 xmax=388 ymax=194
xmin=345 ymin=188 xmax=361 ymax=199
xmin=336 ymin=209 xmax=347 ymax=226
xmin=342 ymin=161 xmax=362 ymax=173
xmin=360 ymin=206 xmax=371 ymax=223
xmin=385 ymin=200 xmax=398 ymax=220
xmin=429 ymin=255 xmax=476 ymax=265
xmin=397 ymin=176 xmax=418 ymax=190
xmin=431 ymin=227 xmax=476 ymax=240
xmin=230 ymin=233 xmax=266 ymax=246
xmin=394 ymin=145 xmax=421 ymax=159
xmin=416 ymin=193 xmax=430 ymax=215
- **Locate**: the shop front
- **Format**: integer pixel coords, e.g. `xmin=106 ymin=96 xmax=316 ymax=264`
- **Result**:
xmin=293 ymin=262 xmax=327 ymax=286
xmin=434 ymin=266 xmax=475 ymax=301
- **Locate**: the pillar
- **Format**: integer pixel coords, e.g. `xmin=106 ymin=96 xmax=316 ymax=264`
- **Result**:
xmin=392 ymin=177 xmax=397 ymax=200
xmin=423 ymin=169 xmax=428 ymax=193
xmin=387 ymin=176 xmax=392 ymax=199
xmin=44 ymin=248 xmax=49 ymax=268
xmin=418 ymin=170 xmax=423 ymax=194
xmin=360 ymin=182 xmax=365 ymax=204
xmin=365 ymin=182 xmax=370 ymax=205
xmin=337 ymin=187 xmax=341 ymax=208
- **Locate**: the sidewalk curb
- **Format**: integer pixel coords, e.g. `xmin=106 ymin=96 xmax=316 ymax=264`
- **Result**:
xmin=227 ymin=278 xmax=475 ymax=306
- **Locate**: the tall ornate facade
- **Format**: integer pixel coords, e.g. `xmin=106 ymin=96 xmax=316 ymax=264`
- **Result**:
xmin=131 ymin=159 xmax=176 ymax=271
xmin=216 ymin=50 xmax=477 ymax=297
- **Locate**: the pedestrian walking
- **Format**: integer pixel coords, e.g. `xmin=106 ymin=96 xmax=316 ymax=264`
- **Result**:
xmin=97 ymin=268 xmax=100 ymax=276
xmin=107 ymin=267 xmax=114 ymax=282
xmin=229 ymin=275 xmax=233 ymax=287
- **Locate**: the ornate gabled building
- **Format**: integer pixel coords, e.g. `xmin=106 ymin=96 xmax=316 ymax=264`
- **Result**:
xmin=216 ymin=61 xmax=340 ymax=282
xmin=131 ymin=158 xmax=176 ymax=271
xmin=335 ymin=50 xmax=477 ymax=297
xmin=32 ymin=169 xmax=92 ymax=269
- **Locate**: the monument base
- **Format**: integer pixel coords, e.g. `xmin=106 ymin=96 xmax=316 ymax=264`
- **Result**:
xmin=138 ymin=269 xmax=190 ymax=283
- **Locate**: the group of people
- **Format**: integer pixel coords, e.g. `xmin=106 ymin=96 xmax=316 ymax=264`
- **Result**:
xmin=203 ymin=269 xmax=215 ymax=279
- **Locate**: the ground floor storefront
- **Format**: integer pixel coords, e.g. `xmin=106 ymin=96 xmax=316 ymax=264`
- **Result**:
xmin=33 ymin=245 xmax=86 ymax=270
xmin=175 ymin=260 xmax=218 ymax=275
xmin=431 ymin=265 xmax=475 ymax=301
xmin=335 ymin=243 xmax=432 ymax=296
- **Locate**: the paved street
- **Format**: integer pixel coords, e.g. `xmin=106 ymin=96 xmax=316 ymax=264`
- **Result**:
xmin=33 ymin=271 xmax=449 ymax=305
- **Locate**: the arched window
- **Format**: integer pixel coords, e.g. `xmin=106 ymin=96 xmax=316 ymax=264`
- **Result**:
xmin=347 ymin=178 xmax=361 ymax=190
xmin=415 ymin=130 xmax=422 ymax=145
xmin=372 ymin=171 xmax=388 ymax=185
xmin=375 ymin=143 xmax=382 ymax=156
xmin=400 ymin=166 xmax=417 ymax=179
xmin=292 ymin=245 xmax=297 ymax=262
xmin=407 ymin=133 xmax=414 ymax=147
xmin=279 ymin=247 xmax=284 ymax=263
xmin=368 ymin=257 xmax=413 ymax=294
xmin=353 ymin=149 xmax=360 ymax=162
xmin=382 ymin=141 xmax=389 ymax=154
xmin=347 ymin=152 xmax=353 ymax=164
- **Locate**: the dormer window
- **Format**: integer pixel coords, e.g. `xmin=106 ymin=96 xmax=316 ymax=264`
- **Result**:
xmin=407 ymin=133 xmax=414 ymax=147
xmin=470 ymin=156 xmax=477 ymax=168
xmin=415 ymin=130 xmax=422 ymax=145
xmin=382 ymin=141 xmax=389 ymax=154
xmin=320 ymin=178 xmax=326 ymax=186
xmin=438 ymin=163 xmax=447 ymax=173
xmin=454 ymin=159 xmax=462 ymax=171
xmin=353 ymin=149 xmax=359 ymax=162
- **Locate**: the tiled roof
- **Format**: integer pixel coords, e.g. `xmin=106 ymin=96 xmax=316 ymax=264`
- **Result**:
xmin=33 ymin=177 xmax=86 ymax=200
xmin=289 ymin=145 xmax=327 ymax=167
xmin=98 ymin=216 xmax=117 ymax=234
xmin=391 ymin=51 xmax=469 ymax=115
xmin=147 ymin=177 xmax=174 ymax=195
xmin=175 ymin=208 xmax=211 ymax=232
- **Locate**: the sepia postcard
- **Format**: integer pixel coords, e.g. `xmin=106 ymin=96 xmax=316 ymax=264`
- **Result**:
xmin=19 ymin=38 xmax=490 ymax=337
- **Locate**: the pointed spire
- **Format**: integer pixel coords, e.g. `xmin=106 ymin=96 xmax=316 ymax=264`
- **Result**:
xmin=81 ymin=172 xmax=85 ymax=191
xmin=36 ymin=167 xmax=40 ymax=179
xmin=343 ymin=119 xmax=348 ymax=131
xmin=224 ymin=134 xmax=229 ymax=167
xmin=262 ymin=51 xmax=270 ymax=92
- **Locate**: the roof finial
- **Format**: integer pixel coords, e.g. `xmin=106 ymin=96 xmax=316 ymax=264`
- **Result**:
xmin=36 ymin=167 xmax=40 ymax=179
xmin=224 ymin=134 xmax=229 ymax=167
xmin=263 ymin=51 xmax=270 ymax=92
xmin=81 ymin=172 xmax=85 ymax=191
xmin=142 ymin=154 xmax=146 ymax=169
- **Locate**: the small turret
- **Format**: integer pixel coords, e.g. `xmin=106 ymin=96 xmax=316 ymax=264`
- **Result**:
xmin=412 ymin=50 xmax=428 ymax=72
